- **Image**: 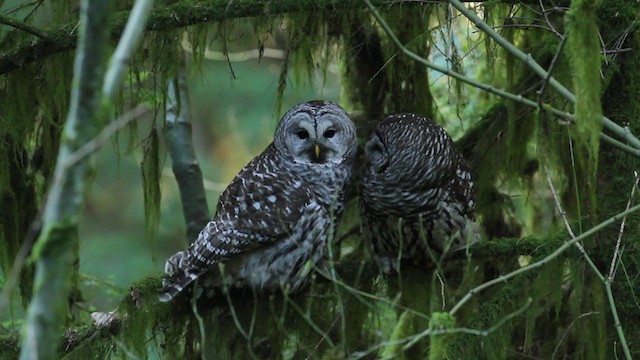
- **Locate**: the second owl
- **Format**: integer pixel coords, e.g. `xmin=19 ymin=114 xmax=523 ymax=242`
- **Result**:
xmin=361 ymin=113 xmax=479 ymax=273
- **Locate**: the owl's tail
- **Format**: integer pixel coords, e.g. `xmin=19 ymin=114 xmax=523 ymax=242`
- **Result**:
xmin=159 ymin=271 xmax=200 ymax=302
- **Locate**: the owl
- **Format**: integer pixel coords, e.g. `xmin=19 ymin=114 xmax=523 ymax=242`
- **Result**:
xmin=160 ymin=101 xmax=357 ymax=302
xmin=360 ymin=113 xmax=479 ymax=273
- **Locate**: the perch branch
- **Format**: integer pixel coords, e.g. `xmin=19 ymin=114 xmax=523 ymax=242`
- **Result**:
xmin=447 ymin=0 xmax=640 ymax=151
xmin=166 ymin=58 xmax=210 ymax=242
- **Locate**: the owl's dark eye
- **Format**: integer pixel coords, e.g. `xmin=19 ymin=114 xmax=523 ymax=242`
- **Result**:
xmin=297 ymin=130 xmax=309 ymax=139
xmin=370 ymin=144 xmax=382 ymax=153
xmin=324 ymin=129 xmax=336 ymax=138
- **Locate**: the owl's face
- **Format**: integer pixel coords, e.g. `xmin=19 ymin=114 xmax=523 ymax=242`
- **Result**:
xmin=363 ymin=114 xmax=440 ymax=181
xmin=364 ymin=132 xmax=389 ymax=174
xmin=275 ymin=101 xmax=357 ymax=165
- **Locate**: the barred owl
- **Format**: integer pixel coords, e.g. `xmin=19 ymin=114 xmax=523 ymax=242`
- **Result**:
xmin=160 ymin=101 xmax=357 ymax=302
xmin=360 ymin=113 xmax=479 ymax=273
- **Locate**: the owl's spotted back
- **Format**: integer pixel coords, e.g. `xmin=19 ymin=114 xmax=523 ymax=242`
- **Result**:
xmin=361 ymin=113 xmax=478 ymax=272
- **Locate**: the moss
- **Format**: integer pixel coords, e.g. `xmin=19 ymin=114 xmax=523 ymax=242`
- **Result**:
xmin=597 ymin=2 xmax=640 ymax=357
xmin=428 ymin=312 xmax=455 ymax=360
xmin=141 ymin=127 xmax=161 ymax=255
xmin=566 ymin=0 xmax=604 ymax=217
xmin=0 ymin=334 xmax=19 ymax=360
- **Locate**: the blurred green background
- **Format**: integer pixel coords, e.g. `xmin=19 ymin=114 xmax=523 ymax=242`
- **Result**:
xmin=78 ymin=54 xmax=343 ymax=310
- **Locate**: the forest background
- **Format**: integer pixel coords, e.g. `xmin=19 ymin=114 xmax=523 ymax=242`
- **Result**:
xmin=1 ymin=0 xmax=639 ymax=359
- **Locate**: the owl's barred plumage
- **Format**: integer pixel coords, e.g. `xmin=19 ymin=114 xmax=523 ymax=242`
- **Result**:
xmin=160 ymin=101 xmax=357 ymax=302
xmin=361 ymin=113 xmax=479 ymax=273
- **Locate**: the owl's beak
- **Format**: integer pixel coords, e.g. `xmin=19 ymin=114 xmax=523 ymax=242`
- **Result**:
xmin=315 ymin=144 xmax=321 ymax=159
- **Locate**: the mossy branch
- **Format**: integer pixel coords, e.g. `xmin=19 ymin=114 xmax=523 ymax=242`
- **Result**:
xmin=0 ymin=0 xmax=539 ymax=76
xmin=449 ymin=202 xmax=640 ymax=316
xmin=0 ymin=13 xmax=49 ymax=39
xmin=0 ymin=235 xmax=583 ymax=359
xmin=365 ymin=0 xmax=640 ymax=160
xmin=166 ymin=59 xmax=210 ymax=242
xmin=0 ymin=0 xmax=378 ymax=76
xmin=18 ymin=1 xmax=156 ymax=358
xmin=19 ymin=1 xmax=112 ymax=358
xmin=447 ymin=0 xmax=640 ymax=151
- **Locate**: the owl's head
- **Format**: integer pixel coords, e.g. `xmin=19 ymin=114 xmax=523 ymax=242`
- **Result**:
xmin=275 ymin=101 xmax=357 ymax=165
xmin=364 ymin=113 xmax=455 ymax=181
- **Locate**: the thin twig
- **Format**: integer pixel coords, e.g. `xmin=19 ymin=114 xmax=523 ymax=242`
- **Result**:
xmin=62 ymin=104 xmax=150 ymax=170
xmin=537 ymin=34 xmax=567 ymax=107
xmin=447 ymin=0 xmax=640 ymax=151
xmin=608 ymin=174 xmax=639 ymax=281
xmin=190 ymin=291 xmax=209 ymax=360
xmin=365 ymin=0 xmax=640 ymax=159
xmin=0 ymin=219 xmax=41 ymax=317
xmin=364 ymin=0 xmax=575 ymax=125
xmin=449 ymin=202 xmax=640 ymax=316
xmin=403 ymin=297 xmax=533 ymax=350
xmin=605 ymin=282 xmax=632 ymax=360
xmin=545 ymin=170 xmax=603 ymax=282
xmin=539 ymin=0 xmax=562 ymax=38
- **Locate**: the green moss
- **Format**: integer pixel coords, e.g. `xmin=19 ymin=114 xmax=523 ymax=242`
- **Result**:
xmin=566 ymin=0 xmax=604 ymax=217
xmin=428 ymin=312 xmax=455 ymax=360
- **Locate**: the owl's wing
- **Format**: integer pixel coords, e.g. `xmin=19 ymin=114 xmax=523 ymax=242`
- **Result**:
xmin=160 ymin=150 xmax=313 ymax=301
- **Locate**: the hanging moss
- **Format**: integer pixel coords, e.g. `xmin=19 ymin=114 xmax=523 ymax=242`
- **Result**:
xmin=566 ymin=0 xmax=604 ymax=218
xmin=140 ymin=127 xmax=161 ymax=256
xmin=0 ymin=50 xmax=74 ymax=307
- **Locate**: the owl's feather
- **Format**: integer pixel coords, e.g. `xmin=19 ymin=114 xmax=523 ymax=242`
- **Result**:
xmin=361 ymin=113 xmax=479 ymax=272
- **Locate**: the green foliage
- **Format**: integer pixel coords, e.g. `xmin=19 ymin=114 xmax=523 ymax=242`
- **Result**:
xmin=596 ymin=2 xmax=640 ymax=357
xmin=2 ymin=0 xmax=640 ymax=358
xmin=427 ymin=312 xmax=455 ymax=360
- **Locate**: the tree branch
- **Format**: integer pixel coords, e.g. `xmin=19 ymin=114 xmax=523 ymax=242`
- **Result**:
xmin=166 ymin=58 xmax=210 ymax=242
xmin=449 ymin=202 xmax=640 ymax=316
xmin=102 ymin=0 xmax=155 ymax=100
xmin=0 ymin=0 xmax=532 ymax=76
xmin=18 ymin=0 xmax=156 ymax=358
xmin=363 ymin=0 xmax=574 ymax=122
xmin=19 ymin=1 xmax=112 ymax=358
xmin=0 ymin=13 xmax=49 ymax=39
xmin=447 ymin=0 xmax=640 ymax=151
